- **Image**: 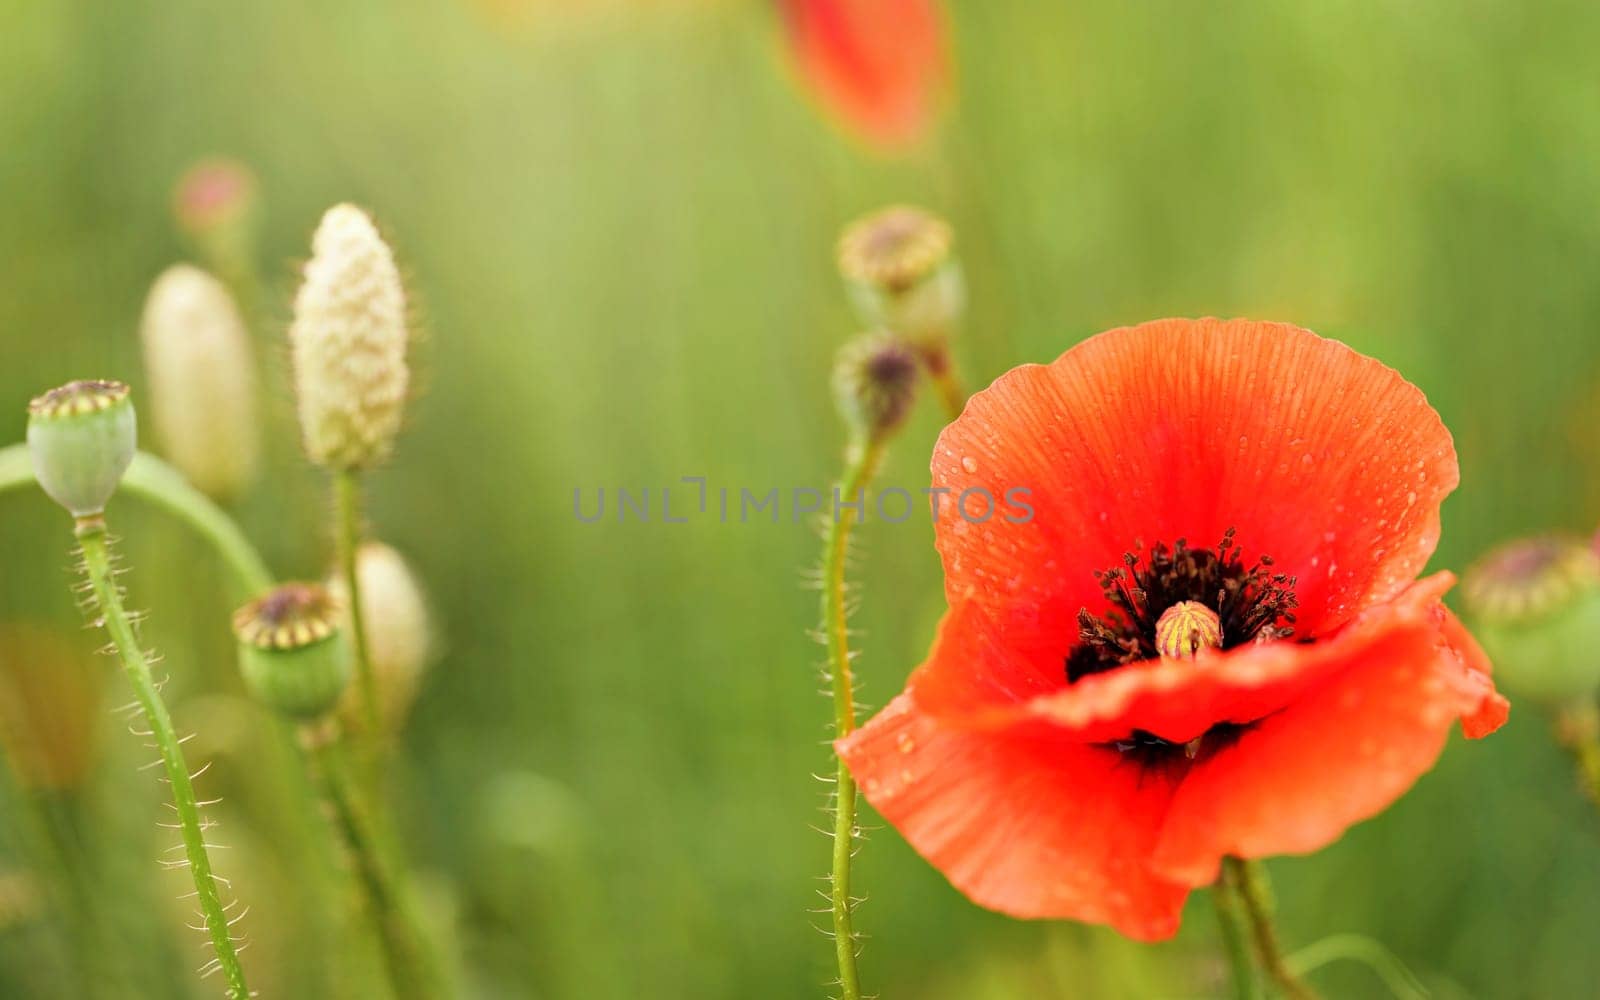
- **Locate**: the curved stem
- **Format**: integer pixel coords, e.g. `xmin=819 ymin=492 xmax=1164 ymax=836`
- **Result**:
xmin=0 ymin=444 xmax=271 ymax=598
xmin=1555 ymin=702 xmax=1600 ymax=812
xmin=1213 ymin=864 xmax=1261 ymax=1000
xmin=301 ymin=721 xmax=444 ymax=1000
xmin=74 ymin=519 xmax=250 ymax=1000
xmin=1227 ymin=857 xmax=1319 ymax=1000
xmin=1285 ymin=934 xmax=1428 ymax=1000
xmin=821 ymin=436 xmax=887 ymax=1000
xmin=334 ymin=469 xmax=380 ymax=733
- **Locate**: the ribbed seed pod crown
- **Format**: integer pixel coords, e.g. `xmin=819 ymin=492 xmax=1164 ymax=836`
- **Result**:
xmin=141 ymin=265 xmax=260 ymax=500
xmin=232 ymin=583 xmax=351 ymax=720
xmin=836 ymin=204 xmax=963 ymax=351
xmin=290 ymin=204 xmax=409 ymax=470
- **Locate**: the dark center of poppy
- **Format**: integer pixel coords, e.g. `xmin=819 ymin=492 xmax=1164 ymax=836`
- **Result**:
xmin=1066 ymin=528 xmax=1298 ymax=683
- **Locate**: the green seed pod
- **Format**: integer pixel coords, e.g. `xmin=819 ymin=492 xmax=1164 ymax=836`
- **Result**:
xmin=837 ymin=205 xmax=964 ymax=353
xmin=832 ymin=331 xmax=919 ymax=443
xmin=26 ymin=380 xmax=137 ymax=518
xmin=232 ymin=583 xmax=351 ymax=720
xmin=1461 ymin=535 xmax=1600 ymax=706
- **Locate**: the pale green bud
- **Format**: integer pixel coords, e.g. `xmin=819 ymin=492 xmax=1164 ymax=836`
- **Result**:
xmin=1462 ymin=535 xmax=1600 ymax=706
xmin=26 ymin=380 xmax=136 ymax=518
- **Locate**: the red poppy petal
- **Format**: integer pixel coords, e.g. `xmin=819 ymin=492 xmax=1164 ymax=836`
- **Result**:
xmin=778 ymin=0 xmax=946 ymax=148
xmin=915 ymin=574 xmax=1462 ymax=749
xmin=931 ymin=319 xmax=1458 ymax=650
xmin=1149 ymin=617 xmax=1496 ymax=886
xmin=837 ymin=694 xmax=1189 ymax=940
xmin=1438 ymin=606 xmax=1510 ymax=738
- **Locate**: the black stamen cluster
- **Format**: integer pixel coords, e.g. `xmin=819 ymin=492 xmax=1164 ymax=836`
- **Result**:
xmin=1065 ymin=528 xmax=1298 ymax=683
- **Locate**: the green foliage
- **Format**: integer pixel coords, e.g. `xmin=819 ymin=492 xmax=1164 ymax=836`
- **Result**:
xmin=2 ymin=1 xmax=1599 ymax=996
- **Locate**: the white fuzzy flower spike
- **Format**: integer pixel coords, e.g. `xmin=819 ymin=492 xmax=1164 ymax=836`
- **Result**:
xmin=141 ymin=265 xmax=261 ymax=500
xmin=290 ymin=204 xmax=409 ymax=469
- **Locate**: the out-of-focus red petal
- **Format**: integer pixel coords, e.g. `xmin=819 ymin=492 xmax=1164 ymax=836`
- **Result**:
xmin=915 ymin=574 xmax=1463 ymax=747
xmin=1149 ymin=613 xmax=1499 ymax=886
xmin=778 ymin=0 xmax=946 ymax=149
xmin=837 ymin=694 xmax=1189 ymax=940
xmin=931 ymin=319 xmax=1458 ymax=654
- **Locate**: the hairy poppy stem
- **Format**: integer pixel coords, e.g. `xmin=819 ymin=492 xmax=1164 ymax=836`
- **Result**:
xmin=301 ymin=720 xmax=446 ymax=1000
xmin=1555 ymin=702 xmax=1600 ymax=812
xmin=821 ymin=436 xmax=888 ymax=1000
xmin=335 ymin=469 xmax=382 ymax=734
xmin=1213 ymin=863 xmax=1262 ymax=1000
xmin=1226 ymin=857 xmax=1319 ymax=1000
xmin=74 ymin=520 xmax=251 ymax=1000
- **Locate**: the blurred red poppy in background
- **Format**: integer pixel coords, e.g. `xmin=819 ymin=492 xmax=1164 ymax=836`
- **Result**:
xmin=777 ymin=0 xmax=948 ymax=150
xmin=839 ymin=318 xmax=1509 ymax=940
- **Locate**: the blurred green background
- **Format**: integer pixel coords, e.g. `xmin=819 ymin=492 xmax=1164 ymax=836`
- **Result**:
xmin=3 ymin=1 xmax=1600 ymax=997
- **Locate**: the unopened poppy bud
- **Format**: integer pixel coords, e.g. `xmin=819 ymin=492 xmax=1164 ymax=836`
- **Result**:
xmin=140 ymin=265 xmax=261 ymax=500
xmin=232 ymin=583 xmax=351 ymax=720
xmin=290 ymin=204 xmax=409 ymax=470
xmin=1155 ymin=601 xmax=1222 ymax=659
xmin=26 ymin=380 xmax=137 ymax=518
xmin=1462 ymin=535 xmax=1600 ymax=705
xmin=173 ymin=158 xmax=258 ymax=239
xmin=837 ymin=205 xmax=963 ymax=352
xmin=327 ymin=542 xmax=432 ymax=732
xmin=832 ymin=331 xmax=919 ymax=442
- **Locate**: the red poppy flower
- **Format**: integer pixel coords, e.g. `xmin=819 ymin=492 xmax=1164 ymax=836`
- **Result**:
xmin=837 ymin=318 xmax=1508 ymax=941
xmin=776 ymin=0 xmax=948 ymax=150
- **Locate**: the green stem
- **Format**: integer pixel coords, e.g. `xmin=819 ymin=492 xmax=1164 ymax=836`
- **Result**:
xmin=1214 ymin=863 xmax=1262 ymax=1000
xmin=919 ymin=343 xmax=966 ymax=422
xmin=1285 ymin=934 xmax=1428 ymax=1000
xmin=334 ymin=469 xmax=380 ymax=733
xmin=1556 ymin=702 xmax=1600 ymax=812
xmin=821 ymin=436 xmax=887 ymax=1000
xmin=0 ymin=444 xmax=271 ymax=598
xmin=74 ymin=519 xmax=250 ymax=1000
xmin=1227 ymin=857 xmax=1319 ymax=1000
xmin=301 ymin=721 xmax=443 ymax=1000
